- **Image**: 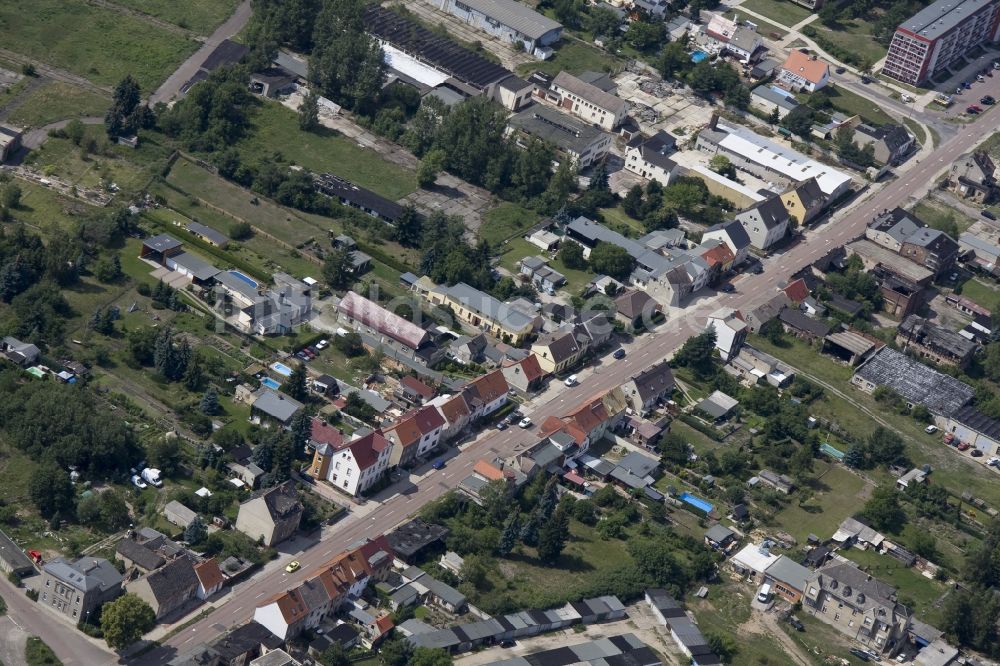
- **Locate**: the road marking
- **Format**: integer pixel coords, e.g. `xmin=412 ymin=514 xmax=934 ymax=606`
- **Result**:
xmin=255 ymin=592 xmax=265 ymax=599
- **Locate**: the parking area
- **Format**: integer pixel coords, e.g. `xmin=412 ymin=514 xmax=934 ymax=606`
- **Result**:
xmin=932 ymin=52 xmax=1000 ymax=119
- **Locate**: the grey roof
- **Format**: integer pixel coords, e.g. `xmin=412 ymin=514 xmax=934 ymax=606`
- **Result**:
xmin=0 ymin=528 xmax=33 ymax=573
xmin=498 ymin=74 xmax=532 ymax=92
xmin=696 ymin=390 xmax=739 ymax=419
xmin=779 ymin=307 xmax=832 ymax=337
xmin=627 ymin=360 xmax=675 ymax=402
xmin=896 ymin=0 xmax=997 ymax=41
xmin=137 ymin=556 xmax=199 ymax=609
xmin=274 ymin=51 xmax=308 ymax=79
xmin=960 ymin=232 xmax=1000 ymax=257
xmin=752 ymin=85 xmax=800 ymax=111
xmin=481 ymin=634 xmax=657 ymax=666
xmin=792 ymin=177 xmax=825 ymax=210
xmin=144 ymin=233 xmax=183 ymax=253
xmin=847 ymin=239 xmax=934 ymax=284
xmin=704 ymin=524 xmax=736 ymax=543
xmin=552 ymin=71 xmax=625 ymax=113
xmin=616 ymin=451 xmax=659 ymax=478
xmin=460 ymin=474 xmax=489 ymax=494
xmin=765 ymin=555 xmax=811 ymax=591
xmin=116 ymin=538 xmax=166 ymax=571
xmin=210 ymin=621 xmax=284 ymax=660
xmin=637 ymin=131 xmax=678 ymax=171
xmin=215 ymin=270 xmax=262 ymax=301
xmin=450 ymin=0 xmax=562 ymax=40
xmin=705 ymin=220 xmax=752 ymax=250
xmin=898 ymin=315 xmax=976 ymax=359
xmin=727 ymin=26 xmax=762 ymax=53
xmin=445 ymin=282 xmax=535 ymax=332
xmin=165 ymin=500 xmax=198 ymax=526
xmin=419 ymin=573 xmax=467 ymax=608
xmin=187 ymin=222 xmax=229 ymax=246
xmin=578 ymin=70 xmax=616 ymax=92
xmin=951 ymin=405 xmax=1000 ymax=440
xmin=811 ymin=561 xmax=904 ymax=615
xmin=739 ymin=196 xmax=789 ymax=230
xmin=171 ymin=252 xmax=221 ymax=282
xmin=508 ymin=105 xmax=609 ymax=155
xmin=535 ymin=328 xmax=581 ymax=363
xmin=44 ymin=557 xmax=122 ymax=593
xmin=855 ymin=123 xmax=912 ymax=155
xmin=854 ymin=347 xmax=974 ymax=416
xmin=252 ymin=388 xmax=303 ymax=423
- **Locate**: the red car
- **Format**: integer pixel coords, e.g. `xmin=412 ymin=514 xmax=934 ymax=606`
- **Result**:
xmin=958 ymin=442 xmax=971 ymax=451
xmin=967 ymin=105 xmax=983 ymax=114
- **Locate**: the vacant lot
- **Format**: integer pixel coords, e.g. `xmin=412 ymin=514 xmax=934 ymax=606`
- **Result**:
xmin=0 ymin=0 xmax=197 ymax=91
xmin=841 ymin=548 xmax=948 ymax=622
xmin=913 ymin=198 xmax=977 ymax=235
xmin=691 ymin=582 xmax=797 ymax=666
xmin=738 ymin=0 xmax=813 ymax=26
xmin=237 ymin=102 xmax=417 ymax=201
xmin=112 ymin=0 xmax=241 ymax=34
xmin=820 ymin=85 xmax=895 ymax=126
xmin=772 ymin=463 xmax=870 ymax=543
xmin=518 ymin=39 xmax=623 ymax=77
xmin=480 ymin=202 xmax=540 ymax=245
xmin=807 ymin=21 xmax=886 ymax=68
xmin=957 ymin=276 xmax=998 ymax=310
xmin=723 ymin=11 xmax=788 ymax=39
xmin=6 ymin=81 xmax=109 ymax=128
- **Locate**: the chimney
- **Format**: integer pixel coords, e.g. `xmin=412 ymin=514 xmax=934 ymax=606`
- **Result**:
xmin=709 ymin=112 xmax=720 ymax=131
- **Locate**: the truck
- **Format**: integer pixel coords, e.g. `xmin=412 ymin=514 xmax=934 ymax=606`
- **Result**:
xmin=141 ymin=468 xmax=163 ymax=487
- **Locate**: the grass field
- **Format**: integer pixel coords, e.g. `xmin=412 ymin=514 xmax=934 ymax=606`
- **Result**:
xmin=807 ymin=21 xmax=886 ymax=68
xmin=738 ymin=0 xmax=814 ymax=27
xmin=772 ymin=463 xmax=870 ymax=543
xmin=957 ymin=276 xmax=999 ymax=310
xmin=913 ymin=199 xmax=977 ymax=234
xmin=496 ymin=236 xmax=593 ymax=295
xmin=7 ymin=181 xmax=101 ymax=237
xmin=480 ymin=202 xmax=540 ymax=245
xmin=517 ymin=39 xmax=624 ymax=77
xmin=111 ymin=0 xmax=241 ymax=35
xmin=841 ymin=548 xmax=948 ymax=621
xmin=25 ymin=636 xmax=62 ymax=666
xmin=0 ymin=0 xmax=198 ymax=91
xmin=824 ymin=85 xmax=895 ymax=126
xmin=599 ymin=206 xmax=645 ymax=237
xmin=6 ymin=81 xmax=109 ymax=128
xmin=237 ymin=102 xmax=417 ymax=201
xmin=723 ymin=11 xmax=789 ymax=39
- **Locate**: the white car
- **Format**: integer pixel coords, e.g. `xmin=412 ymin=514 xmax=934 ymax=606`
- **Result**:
xmin=924 ymin=425 xmax=938 ymax=434
xmin=518 ymin=417 xmax=533 ymax=429
xmin=131 ymin=475 xmax=148 ymax=489
xmin=564 ymin=374 xmax=578 ymax=387
xmin=316 ymin=339 xmax=329 ymax=350
xmin=988 ymin=457 xmax=1000 ymax=467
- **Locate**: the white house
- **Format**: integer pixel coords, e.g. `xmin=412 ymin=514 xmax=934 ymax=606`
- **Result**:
xmin=707 ymin=307 xmax=749 ymax=361
xmin=777 ymin=49 xmax=830 ymax=92
xmin=624 ymin=131 xmax=680 ymax=186
xmin=549 ymin=71 xmax=627 ymax=131
xmin=735 ymin=197 xmax=791 ymax=250
xmin=310 ymin=430 xmax=393 ymax=497
xmin=702 ymin=220 xmax=751 ymax=266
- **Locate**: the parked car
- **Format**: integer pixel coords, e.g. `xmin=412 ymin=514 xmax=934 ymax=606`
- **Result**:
xmin=285 ymin=561 xmax=300 ymax=573
xmin=967 ymin=105 xmax=982 ymax=114
xmin=316 ymin=339 xmax=329 ymax=350
xmin=613 ymin=349 xmax=626 ymax=360
xmin=988 ymin=456 xmax=1000 ymax=466
xmin=518 ymin=417 xmax=533 ymax=429
xmin=787 ymin=617 xmax=804 ymax=631
xmin=850 ymin=648 xmax=872 ymax=662
xmin=983 ymin=210 xmax=997 ymax=220
xmin=972 ymin=449 xmax=984 ymax=457
xmin=958 ymin=442 xmax=971 ymax=451
xmin=432 ymin=458 xmax=446 ymax=470
xmin=925 ymin=425 xmax=938 ymax=434
xmin=131 ymin=475 xmax=147 ymax=490
xmin=720 ymin=283 xmax=736 ymax=293
xmin=835 ymin=66 xmax=846 ymax=74
xmin=564 ymin=374 xmax=578 ymax=387
xmin=981 ymin=95 xmax=996 ymax=105
xmin=861 ymin=75 xmax=873 ymax=84
xmin=500 ymin=641 xmax=516 ymax=648
xmin=496 ymin=421 xmax=508 ymax=431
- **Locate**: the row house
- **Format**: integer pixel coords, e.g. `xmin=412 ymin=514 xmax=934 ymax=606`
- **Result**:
xmin=383 ymin=405 xmax=447 ymax=468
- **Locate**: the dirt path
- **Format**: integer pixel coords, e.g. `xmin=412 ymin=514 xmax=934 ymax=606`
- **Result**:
xmin=0 ymin=75 xmax=45 ymax=122
xmin=739 ymin=611 xmax=814 ymax=666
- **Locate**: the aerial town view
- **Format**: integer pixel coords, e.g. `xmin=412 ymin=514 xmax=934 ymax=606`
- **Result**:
xmin=3 ymin=0 xmax=1000 ymax=664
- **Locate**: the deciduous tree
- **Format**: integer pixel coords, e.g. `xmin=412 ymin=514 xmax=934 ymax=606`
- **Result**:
xmin=101 ymin=593 xmax=156 ymax=649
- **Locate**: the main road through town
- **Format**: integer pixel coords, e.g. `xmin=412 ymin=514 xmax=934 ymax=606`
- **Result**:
xmin=136 ymin=110 xmax=997 ymax=665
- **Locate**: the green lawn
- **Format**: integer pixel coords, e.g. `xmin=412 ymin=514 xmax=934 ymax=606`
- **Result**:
xmin=479 ymin=202 xmax=541 ymax=245
xmin=822 ymin=85 xmax=895 ymax=126
xmin=840 ymin=548 xmax=948 ymax=621
xmin=723 ymin=11 xmax=789 ymax=38
xmin=111 ymin=0 xmax=241 ymax=34
xmin=738 ymin=0 xmax=814 ymax=27
xmin=902 ymin=118 xmax=927 ymax=147
xmin=913 ymin=199 xmax=977 ymax=235
xmin=670 ymin=420 xmax=723 ymax=456
xmin=0 ymin=0 xmax=198 ymax=91
xmin=599 ymin=206 xmax=645 ymax=238
xmin=772 ymin=463 xmax=869 ymax=543
xmin=236 ymin=102 xmax=417 ymax=201
xmin=25 ymin=636 xmax=62 ymax=666
xmin=957 ymin=276 xmax=999 ymax=311
xmin=806 ymin=21 xmax=886 ymax=69
xmin=7 ymin=181 xmax=101 ymax=237
xmin=6 ymin=81 xmax=109 ymax=128
xmin=517 ymin=39 xmax=624 ymax=77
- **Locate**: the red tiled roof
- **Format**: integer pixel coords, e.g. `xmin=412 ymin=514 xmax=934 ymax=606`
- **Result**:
xmin=344 ymin=431 xmax=392 ymax=471
xmin=310 ymin=418 xmax=344 ymax=448
xmin=466 ymin=370 xmax=508 ymax=404
xmin=385 ymin=406 xmax=445 ymax=448
xmin=783 ymin=278 xmax=810 ymax=304
xmin=700 ymin=243 xmax=736 ymax=268
xmin=503 ymin=354 xmax=545 ymax=382
xmin=437 ymin=393 xmax=471 ymax=424
xmin=781 ymin=49 xmax=829 ymax=85
xmin=337 ymin=291 xmax=429 ymax=349
xmin=375 ymin=615 xmax=394 ymax=635
xmin=400 ymin=375 xmax=435 ymax=399
xmin=473 ymin=460 xmax=506 ymax=481
xmin=193 ymin=558 xmax=225 ymax=592
xmin=564 ymin=470 xmax=586 ymax=485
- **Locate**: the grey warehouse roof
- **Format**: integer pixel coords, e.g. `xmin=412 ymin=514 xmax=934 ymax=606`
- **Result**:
xmin=453 ymin=0 xmax=562 ymax=40
xmin=508 ymin=105 xmax=609 ymax=155
xmin=854 ymin=347 xmax=974 ymax=416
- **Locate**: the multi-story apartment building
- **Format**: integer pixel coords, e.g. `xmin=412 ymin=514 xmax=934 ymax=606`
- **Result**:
xmin=882 ymin=0 xmax=1000 ymax=85
xmin=547 ymin=71 xmax=627 ymax=131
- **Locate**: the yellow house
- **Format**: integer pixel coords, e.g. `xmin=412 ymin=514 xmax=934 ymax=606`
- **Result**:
xmin=426 ymin=281 xmax=537 ymax=344
xmin=779 ymin=177 xmax=826 ymax=226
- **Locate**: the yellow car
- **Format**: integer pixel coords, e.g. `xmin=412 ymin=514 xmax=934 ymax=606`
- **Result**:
xmin=285 ymin=561 xmax=300 ymax=573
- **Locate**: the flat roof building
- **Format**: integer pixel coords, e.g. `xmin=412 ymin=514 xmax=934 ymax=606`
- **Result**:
xmin=852 ymin=347 xmax=975 ymax=417
xmin=507 ymin=105 xmax=612 ymax=169
xmin=435 ymin=0 xmax=563 ymax=58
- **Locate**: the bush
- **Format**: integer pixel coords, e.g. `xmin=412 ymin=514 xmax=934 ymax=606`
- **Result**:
xmin=8 ymin=571 xmax=21 ymax=587
xmin=26 ymin=588 xmax=39 ymax=601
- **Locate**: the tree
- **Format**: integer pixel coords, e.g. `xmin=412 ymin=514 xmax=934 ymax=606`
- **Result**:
xmin=1 ymin=183 xmax=22 ymax=209
xmin=100 ymin=593 xmax=156 ymax=649
xmin=183 ymin=358 xmax=204 ymax=392
xmin=760 ymin=317 xmax=786 ymax=345
xmin=333 ymin=330 xmax=365 ymax=357
xmin=310 ymin=1 xmax=385 ymax=113
xmin=557 ymin=241 xmax=586 ymax=270
xmin=709 ymin=154 xmax=736 ymax=179
xmin=862 ymin=485 xmax=907 ymax=533
xmin=185 ymin=515 xmax=207 ymax=545
xmin=589 ymin=242 xmax=635 ymax=280
xmin=29 ymin=463 xmax=74 ymax=519
xmin=416 ymin=148 xmax=446 ymax=188
xmin=65 ymin=119 xmax=86 ymax=146
xmin=99 ymin=491 xmax=131 ymax=531
xmin=520 ymin=512 xmax=540 ymax=546
xmin=298 ymin=90 xmax=320 ymax=131
xmin=479 ymin=479 xmax=509 ymax=524
xmin=230 ymin=221 xmax=253 ymax=241
xmin=147 ymin=436 xmax=181 ymax=476
xmin=536 ymin=506 xmax=569 ymax=565
xmin=394 ymin=204 xmax=423 ymax=248
xmin=379 ymin=636 xmax=414 ymax=666
xmin=322 ymin=246 xmax=355 ymax=290
xmin=672 ymin=329 xmax=718 ymax=379
xmin=497 ymin=510 xmax=521 ymax=556
xmin=411 ymin=647 xmax=454 ymax=666
xmin=252 ymin=436 xmax=275 ymax=471
xmin=289 ymin=409 xmax=313 ymax=453
xmin=94 ymin=255 xmax=123 ymax=283
xmin=320 ymin=643 xmax=351 ymax=666
xmin=105 ymin=75 xmax=150 ymax=138
xmin=285 ymin=362 xmax=308 ymax=401
xmin=200 ymin=388 xmax=220 ymax=416
xmin=622 ymin=184 xmax=645 ymax=219
xmin=706 ymin=632 xmax=738 ymax=663
xmin=658 ymin=41 xmax=690 ymax=80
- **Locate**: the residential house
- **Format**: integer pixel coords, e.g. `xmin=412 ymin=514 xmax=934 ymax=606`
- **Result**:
xmin=866 ymin=207 xmax=924 ymax=252
xmin=900 ymin=227 xmax=960 ymax=278
xmin=164 ymin=500 xmax=199 ymax=529
xmin=383 ymin=406 xmax=446 ymax=467
xmin=744 ymin=293 xmax=791 ymax=333
xmin=448 ymin=334 xmax=488 ymax=365
xmin=507 ymin=105 xmax=612 ymax=169
xmin=624 ymin=131 xmax=681 ymax=186
xmin=707 ymin=307 xmax=748 ymax=361
xmin=396 ymin=375 xmax=436 ymax=405
xmin=331 ymin=235 xmax=373 ymax=276
xmin=115 ymin=538 xmax=166 ymax=575
xmin=310 ymin=430 xmax=393 ymax=497
xmin=214 ymin=271 xmax=312 ymax=335
xmin=548 ymin=71 xmax=627 ymax=131
xmin=428 ymin=392 xmax=474 ymax=442
xmin=194 ymin=559 xmax=225 ymax=599
xmin=501 ymin=354 xmax=546 ymax=394
xmin=702 ymin=220 xmax=751 ymax=266
xmin=462 ymin=369 xmax=509 ymax=419
xmin=539 ymin=387 xmax=628 ymax=456
xmin=959 ymin=231 xmax=1000 ymax=274
xmin=853 ymin=123 xmax=914 ymax=166
xmin=947 ymin=151 xmax=998 ymax=203
xmin=235 ymin=481 xmax=303 ymax=547
xmin=250 ymin=388 xmax=303 ymax=427
xmin=764 ymin=556 xmax=812 ymax=604
xmin=385 ymin=519 xmax=450 ymax=564
xmin=336 ymin=291 xmax=440 ymax=366
xmin=851 ymin=347 xmax=975 ymax=418
xmin=735 ymin=196 xmax=790 ymax=250
xmin=725 ymin=345 xmax=795 ymax=387
xmin=128 ymin=556 xmax=200 ymax=620
xmin=531 ymin=328 xmax=586 ymax=374
xmin=208 ymin=621 xmax=284 ymax=666
xmin=702 ymin=14 xmax=763 ymax=62
xmin=779 ymin=307 xmax=832 ymax=341
xmin=779 ymin=177 xmax=826 ymax=226
xmin=426 ymin=282 xmax=537 ymax=345
xmin=620 ymin=361 xmax=675 ymax=415
xmin=38 ymin=557 xmax=122 ymax=622
xmin=897 ymin=314 xmax=977 ymax=368
xmin=777 ymin=49 xmax=830 ymax=92
xmin=803 ymin=562 xmax=911 ymax=654
xmin=704 ymin=524 xmax=738 ymax=551
xmin=614 ymin=289 xmax=660 ymax=332
xmin=397 ymin=566 xmax=468 ymax=613
xmin=750 ymin=85 xmax=800 ymax=120
xmin=609 ymin=450 xmax=661 ymax=491
xmin=1 ymin=336 xmax=40 ymax=366
xmin=519 ymin=256 xmax=566 ymax=293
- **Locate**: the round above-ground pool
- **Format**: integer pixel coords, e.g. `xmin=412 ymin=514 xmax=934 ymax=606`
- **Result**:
xmin=691 ymin=50 xmax=709 ymax=63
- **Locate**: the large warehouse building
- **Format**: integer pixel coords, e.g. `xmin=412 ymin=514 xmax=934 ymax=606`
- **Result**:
xmin=882 ymin=0 xmax=1000 ymax=85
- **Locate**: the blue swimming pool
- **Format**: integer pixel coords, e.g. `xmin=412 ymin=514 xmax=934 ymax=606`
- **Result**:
xmin=691 ymin=50 xmax=708 ymax=63
xmin=229 ymin=270 xmax=258 ymax=289
xmin=261 ymin=377 xmax=281 ymax=390
xmin=679 ymin=492 xmax=714 ymax=513
xmin=270 ymin=362 xmax=292 ymax=377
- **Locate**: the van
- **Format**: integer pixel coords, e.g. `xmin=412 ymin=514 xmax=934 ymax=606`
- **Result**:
xmin=564 ymin=374 xmax=578 ymax=387
xmin=757 ymin=583 xmax=772 ymax=603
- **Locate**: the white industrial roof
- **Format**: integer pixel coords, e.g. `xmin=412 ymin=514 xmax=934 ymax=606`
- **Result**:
xmin=381 ymin=44 xmax=450 ymax=88
xmin=731 ymin=543 xmax=778 ymax=574
xmin=716 ymin=122 xmax=853 ymax=197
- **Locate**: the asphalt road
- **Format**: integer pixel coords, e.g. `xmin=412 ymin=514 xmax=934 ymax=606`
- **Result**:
xmin=147 ymin=0 xmax=252 ymax=107
xmin=140 ymin=70 xmax=1000 ymax=666
xmin=0 ymin=576 xmax=116 ymax=665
